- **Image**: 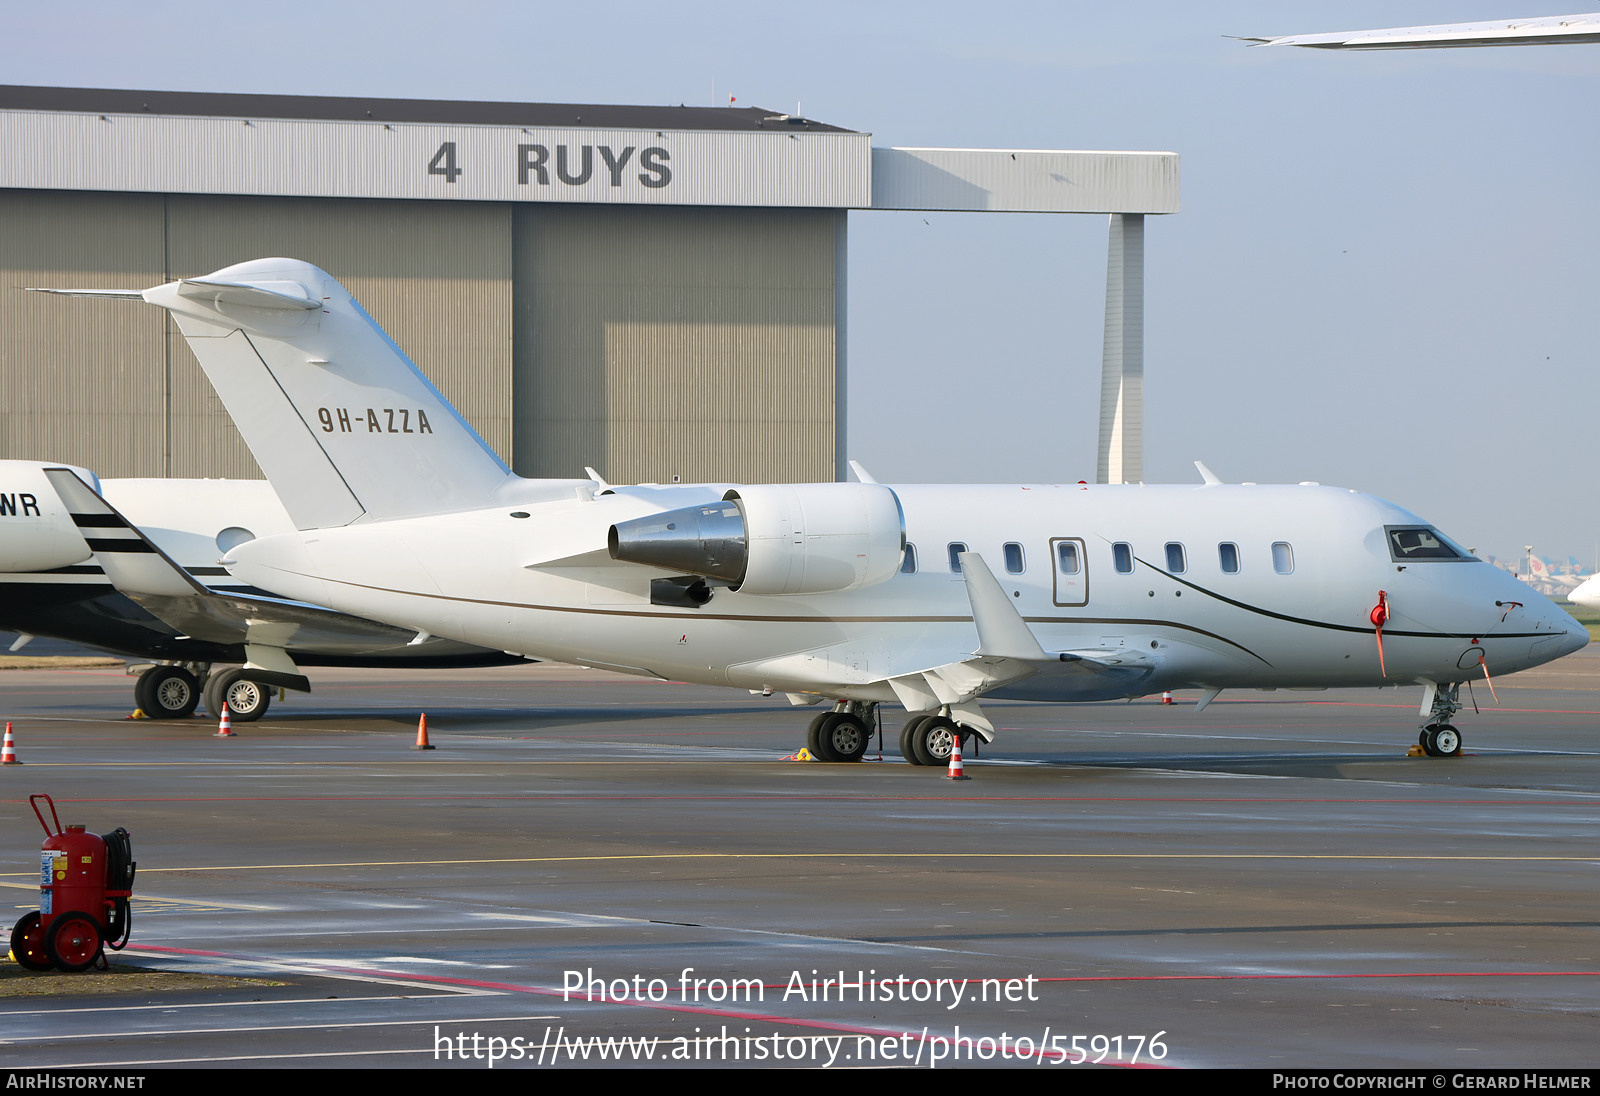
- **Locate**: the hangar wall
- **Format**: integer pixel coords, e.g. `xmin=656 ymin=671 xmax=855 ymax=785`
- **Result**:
xmin=513 ymin=204 xmax=839 ymax=484
xmin=0 ymin=189 xmax=839 ymax=485
xmin=1 ymin=190 xmax=168 ymax=476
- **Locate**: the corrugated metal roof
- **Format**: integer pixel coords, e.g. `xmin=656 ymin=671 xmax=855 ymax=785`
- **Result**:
xmin=0 ymin=84 xmax=861 ymax=135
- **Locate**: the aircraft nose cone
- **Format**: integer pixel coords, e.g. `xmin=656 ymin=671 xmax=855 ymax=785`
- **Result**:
xmin=1559 ymin=613 xmax=1590 ymax=657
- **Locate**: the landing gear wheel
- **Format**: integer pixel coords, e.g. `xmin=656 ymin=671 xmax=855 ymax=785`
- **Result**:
xmin=44 ymin=911 xmax=102 ymax=973
xmin=205 ymin=669 xmax=271 ymax=722
xmin=10 ymin=911 xmax=52 ymax=971
xmin=900 ymin=716 xmax=933 ymax=764
xmin=806 ymin=713 xmax=869 ymax=762
xmin=911 ymin=717 xmax=960 ymax=768
xmin=820 ymin=715 xmax=869 ymax=763
xmin=806 ymin=711 xmax=839 ymax=761
xmin=1422 ymin=724 xmax=1462 ymax=758
xmin=135 ymin=666 xmax=200 ymax=719
xmin=202 ymin=671 xmax=224 ymax=720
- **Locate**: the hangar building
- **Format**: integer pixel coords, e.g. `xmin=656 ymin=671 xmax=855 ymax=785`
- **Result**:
xmin=0 ymin=86 xmax=1178 ymax=487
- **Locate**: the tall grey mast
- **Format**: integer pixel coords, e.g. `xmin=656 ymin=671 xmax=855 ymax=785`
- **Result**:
xmin=1097 ymin=213 xmax=1144 ymax=485
xmin=869 ymin=148 xmax=1176 ymax=486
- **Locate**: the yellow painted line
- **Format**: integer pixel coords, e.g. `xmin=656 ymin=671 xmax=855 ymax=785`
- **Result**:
xmin=4 ymin=851 xmax=1596 ymax=876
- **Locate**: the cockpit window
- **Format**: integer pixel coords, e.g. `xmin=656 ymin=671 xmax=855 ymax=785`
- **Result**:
xmin=1386 ymin=526 xmax=1471 ymax=562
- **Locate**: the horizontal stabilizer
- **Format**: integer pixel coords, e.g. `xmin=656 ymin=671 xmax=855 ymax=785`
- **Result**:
xmin=25 ymin=287 xmax=144 ymax=300
xmin=176 ymin=277 xmax=322 ymax=311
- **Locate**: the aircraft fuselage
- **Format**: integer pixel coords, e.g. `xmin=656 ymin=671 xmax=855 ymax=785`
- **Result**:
xmin=224 ymin=479 xmax=1585 ymax=703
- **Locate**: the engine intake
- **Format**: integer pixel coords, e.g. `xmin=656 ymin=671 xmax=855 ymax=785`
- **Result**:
xmin=608 ymin=483 xmax=905 ymax=596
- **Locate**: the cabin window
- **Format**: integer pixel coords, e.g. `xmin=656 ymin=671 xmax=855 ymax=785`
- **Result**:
xmin=1386 ymin=526 xmax=1470 ymax=562
xmin=1272 ymin=541 xmax=1294 ymax=575
xmin=1056 ymin=541 xmax=1081 ymax=575
xmin=1113 ymin=542 xmax=1134 ymax=574
xmin=900 ymin=543 xmax=918 ymax=574
xmin=1218 ymin=542 xmax=1240 ymax=574
xmin=1164 ymin=542 xmax=1187 ymax=574
xmin=948 ymin=542 xmax=968 ymax=573
xmin=1003 ymin=542 xmax=1025 ymax=574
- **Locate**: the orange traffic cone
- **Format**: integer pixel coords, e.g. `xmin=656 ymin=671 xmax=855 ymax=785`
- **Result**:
xmin=214 ymin=707 xmax=235 ymax=738
xmin=1 ymin=722 xmax=20 ymax=764
xmin=1161 ymin=691 xmax=1174 ymax=705
xmin=412 ymin=713 xmax=434 ymax=750
xmin=945 ymin=733 xmax=971 ymax=781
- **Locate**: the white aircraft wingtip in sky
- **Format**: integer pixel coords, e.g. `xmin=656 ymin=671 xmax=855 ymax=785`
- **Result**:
xmin=1240 ymin=13 xmax=1600 ymax=50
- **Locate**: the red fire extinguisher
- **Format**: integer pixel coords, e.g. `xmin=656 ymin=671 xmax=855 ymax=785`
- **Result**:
xmin=9 ymin=794 xmax=135 ymax=972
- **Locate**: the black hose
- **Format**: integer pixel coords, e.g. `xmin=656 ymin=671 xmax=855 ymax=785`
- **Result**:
xmin=99 ymin=828 xmax=136 ymax=950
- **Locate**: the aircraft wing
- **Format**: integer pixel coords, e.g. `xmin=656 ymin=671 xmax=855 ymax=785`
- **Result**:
xmin=1240 ymin=13 xmax=1600 ymax=49
xmin=741 ymin=553 xmax=1163 ymax=737
xmin=42 ymin=469 xmax=446 ymax=687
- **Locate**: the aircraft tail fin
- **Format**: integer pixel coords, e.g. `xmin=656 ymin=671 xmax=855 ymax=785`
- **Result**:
xmin=133 ymin=259 xmax=515 ymax=529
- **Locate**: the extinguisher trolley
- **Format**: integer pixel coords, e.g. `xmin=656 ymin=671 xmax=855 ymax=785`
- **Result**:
xmin=10 ymin=794 xmax=136 ymax=972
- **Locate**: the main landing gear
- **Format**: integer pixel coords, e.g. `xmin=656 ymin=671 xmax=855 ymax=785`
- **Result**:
xmin=1419 ymin=682 xmax=1464 ymax=757
xmin=900 ymin=713 xmax=966 ymax=767
xmin=132 ymin=663 xmax=274 ymax=722
xmin=132 ymin=664 xmax=201 ymax=719
xmin=806 ymin=702 xmax=875 ymax=762
xmin=202 ymin=668 xmax=272 ymax=722
xmin=802 ymin=703 xmax=979 ymax=766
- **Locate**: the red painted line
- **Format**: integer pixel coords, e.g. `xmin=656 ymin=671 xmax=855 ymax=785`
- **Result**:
xmin=1034 ymin=969 xmax=1600 ymax=983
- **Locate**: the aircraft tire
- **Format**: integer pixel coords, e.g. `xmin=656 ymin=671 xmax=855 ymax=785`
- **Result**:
xmin=203 ymin=671 xmax=226 ymax=720
xmin=207 ymin=669 xmax=271 ymax=722
xmin=911 ymin=717 xmax=959 ymax=767
xmin=1422 ymin=724 xmax=1462 ymax=757
xmin=806 ymin=711 xmax=840 ymax=761
xmin=900 ymin=716 xmax=932 ymax=764
xmin=817 ymin=714 xmax=868 ymax=763
xmin=135 ymin=667 xmax=200 ymax=720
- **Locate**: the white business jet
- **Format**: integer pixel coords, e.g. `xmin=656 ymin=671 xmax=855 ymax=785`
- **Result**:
xmin=33 ymin=259 xmax=1588 ymax=761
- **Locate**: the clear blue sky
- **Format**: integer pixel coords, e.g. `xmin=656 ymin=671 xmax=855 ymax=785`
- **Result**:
xmin=7 ymin=2 xmax=1597 ymax=563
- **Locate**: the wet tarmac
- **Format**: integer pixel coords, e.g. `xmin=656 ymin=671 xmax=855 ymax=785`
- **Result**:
xmin=1 ymin=652 xmax=1597 ymax=1069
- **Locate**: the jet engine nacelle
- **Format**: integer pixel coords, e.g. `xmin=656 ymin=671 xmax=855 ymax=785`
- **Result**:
xmin=608 ymin=482 xmax=906 ymax=596
xmin=0 ymin=461 xmax=99 ymax=572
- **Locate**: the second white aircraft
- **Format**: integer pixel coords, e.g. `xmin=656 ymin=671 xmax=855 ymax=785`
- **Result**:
xmin=38 ymin=259 xmax=1587 ymax=762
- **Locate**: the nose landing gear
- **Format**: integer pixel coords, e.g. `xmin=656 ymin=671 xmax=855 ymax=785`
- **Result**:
xmin=1419 ymin=682 xmax=1464 ymax=757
